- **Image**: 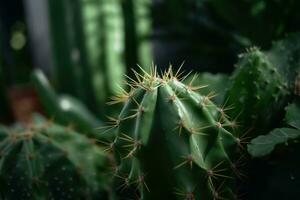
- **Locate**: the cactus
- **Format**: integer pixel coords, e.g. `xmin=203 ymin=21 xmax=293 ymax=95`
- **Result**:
xmin=225 ymin=34 xmax=300 ymax=135
xmin=31 ymin=69 xmax=103 ymax=138
xmin=121 ymin=0 xmax=153 ymax=75
xmin=0 ymin=115 xmax=110 ymax=199
xmin=80 ymin=0 xmax=125 ymax=111
xmin=48 ymin=0 xmax=125 ymax=117
xmin=48 ymin=0 xmax=96 ymax=109
xmin=225 ymin=47 xmax=288 ymax=134
xmin=105 ymin=67 xmax=241 ymax=199
xmin=267 ymin=33 xmax=300 ymax=88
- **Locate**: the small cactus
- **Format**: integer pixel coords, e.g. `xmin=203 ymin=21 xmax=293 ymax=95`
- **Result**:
xmin=225 ymin=34 xmax=300 ymax=135
xmin=0 ymin=115 xmax=110 ymax=199
xmin=105 ymin=67 xmax=241 ymax=199
xmin=226 ymin=47 xmax=289 ymax=134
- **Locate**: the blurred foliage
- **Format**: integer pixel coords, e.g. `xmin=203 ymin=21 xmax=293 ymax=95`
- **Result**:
xmin=209 ymin=0 xmax=300 ymax=47
xmin=0 ymin=39 xmax=13 ymax=123
xmin=31 ymin=70 xmax=103 ymax=139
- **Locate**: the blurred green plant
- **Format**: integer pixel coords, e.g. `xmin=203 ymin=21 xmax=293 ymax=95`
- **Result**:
xmin=121 ymin=0 xmax=153 ymax=74
xmin=0 ymin=114 xmax=111 ymax=199
xmin=225 ymin=33 xmax=300 ymax=136
xmin=31 ymin=69 xmax=105 ymax=139
xmin=209 ymin=0 xmax=300 ymax=47
xmin=48 ymin=0 xmax=125 ymax=118
xmin=0 ymin=51 xmax=13 ymax=123
xmin=248 ymin=99 xmax=300 ymax=157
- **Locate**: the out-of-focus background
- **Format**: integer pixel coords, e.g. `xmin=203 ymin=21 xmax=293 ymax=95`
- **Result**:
xmin=1 ymin=0 xmax=300 ymax=124
xmin=1 ymin=1 xmax=300 ymax=200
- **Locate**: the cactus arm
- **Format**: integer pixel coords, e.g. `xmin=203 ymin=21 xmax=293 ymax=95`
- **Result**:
xmin=31 ymin=70 xmax=102 ymax=136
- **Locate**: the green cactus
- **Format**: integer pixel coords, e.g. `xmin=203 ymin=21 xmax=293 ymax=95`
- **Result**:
xmin=225 ymin=34 xmax=300 ymax=135
xmin=31 ymin=69 xmax=103 ymax=138
xmin=104 ymin=67 xmax=241 ymax=199
xmin=225 ymin=47 xmax=288 ymax=134
xmin=80 ymin=0 xmax=125 ymax=110
xmin=121 ymin=0 xmax=153 ymax=75
xmin=48 ymin=0 xmax=125 ymax=117
xmin=0 ymin=115 xmax=110 ymax=199
xmin=267 ymin=33 xmax=300 ymax=88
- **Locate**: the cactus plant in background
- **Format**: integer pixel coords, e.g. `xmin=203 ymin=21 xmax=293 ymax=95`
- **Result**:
xmin=104 ymin=67 xmax=243 ymax=199
xmin=48 ymin=0 xmax=125 ymax=117
xmin=225 ymin=34 xmax=300 ymax=135
xmin=121 ymin=0 xmax=153 ymax=76
xmin=0 ymin=114 xmax=110 ymax=199
xmin=31 ymin=69 xmax=103 ymax=138
xmin=80 ymin=0 xmax=125 ymax=111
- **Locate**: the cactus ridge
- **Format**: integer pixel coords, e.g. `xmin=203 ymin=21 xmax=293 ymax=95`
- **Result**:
xmin=105 ymin=66 xmax=242 ymax=200
xmin=0 ymin=117 xmax=109 ymax=199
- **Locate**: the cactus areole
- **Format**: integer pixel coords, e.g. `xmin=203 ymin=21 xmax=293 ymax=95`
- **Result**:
xmin=107 ymin=67 xmax=241 ymax=200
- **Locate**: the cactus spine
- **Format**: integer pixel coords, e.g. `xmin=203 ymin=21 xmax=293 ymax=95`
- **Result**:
xmin=106 ymin=67 xmax=241 ymax=200
xmin=0 ymin=116 xmax=110 ymax=199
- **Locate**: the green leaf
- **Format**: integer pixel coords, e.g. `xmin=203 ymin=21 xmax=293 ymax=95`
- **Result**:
xmin=248 ymin=128 xmax=300 ymax=157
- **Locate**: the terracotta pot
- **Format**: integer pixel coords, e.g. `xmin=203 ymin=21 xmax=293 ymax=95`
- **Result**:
xmin=8 ymin=85 xmax=42 ymax=125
